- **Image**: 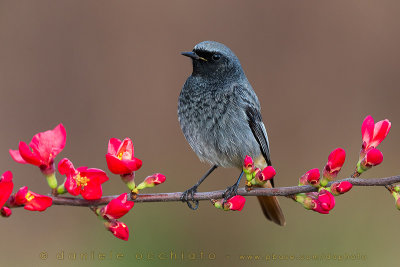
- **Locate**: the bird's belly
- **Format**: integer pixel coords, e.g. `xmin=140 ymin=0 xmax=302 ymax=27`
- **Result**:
xmin=179 ymin=103 xmax=261 ymax=168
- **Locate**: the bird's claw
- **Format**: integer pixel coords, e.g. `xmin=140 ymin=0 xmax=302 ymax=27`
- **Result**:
xmin=222 ymin=184 xmax=239 ymax=207
xmin=181 ymin=186 xmax=199 ymax=210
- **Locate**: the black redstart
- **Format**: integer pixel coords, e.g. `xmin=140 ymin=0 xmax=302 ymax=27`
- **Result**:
xmin=178 ymin=41 xmax=285 ymax=226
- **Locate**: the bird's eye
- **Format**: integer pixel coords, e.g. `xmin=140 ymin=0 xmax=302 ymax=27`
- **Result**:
xmin=212 ymin=53 xmax=221 ymax=61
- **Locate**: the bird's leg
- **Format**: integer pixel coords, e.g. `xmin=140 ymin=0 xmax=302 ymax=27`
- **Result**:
xmin=222 ymin=171 xmax=244 ymax=207
xmin=181 ymin=165 xmax=218 ymax=210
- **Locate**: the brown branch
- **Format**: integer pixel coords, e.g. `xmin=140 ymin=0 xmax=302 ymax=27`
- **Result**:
xmin=30 ymin=175 xmax=400 ymax=207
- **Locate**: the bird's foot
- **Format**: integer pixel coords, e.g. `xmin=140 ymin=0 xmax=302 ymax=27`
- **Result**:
xmin=181 ymin=186 xmax=199 ymax=210
xmin=222 ymin=183 xmax=239 ymax=208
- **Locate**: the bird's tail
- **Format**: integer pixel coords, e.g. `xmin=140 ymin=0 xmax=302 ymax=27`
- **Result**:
xmin=256 ymin=180 xmax=286 ymax=226
xmin=253 ymin=156 xmax=285 ymax=226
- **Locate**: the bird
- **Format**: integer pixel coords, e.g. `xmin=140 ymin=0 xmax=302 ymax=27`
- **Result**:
xmin=178 ymin=41 xmax=285 ymax=226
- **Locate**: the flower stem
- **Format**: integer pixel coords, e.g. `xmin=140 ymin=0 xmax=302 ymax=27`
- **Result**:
xmin=46 ymin=173 xmax=58 ymax=189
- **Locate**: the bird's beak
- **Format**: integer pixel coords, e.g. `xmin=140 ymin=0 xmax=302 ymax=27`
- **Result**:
xmin=181 ymin=51 xmax=207 ymax=61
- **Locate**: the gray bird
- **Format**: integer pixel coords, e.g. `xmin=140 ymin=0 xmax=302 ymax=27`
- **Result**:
xmin=178 ymin=41 xmax=285 ymax=226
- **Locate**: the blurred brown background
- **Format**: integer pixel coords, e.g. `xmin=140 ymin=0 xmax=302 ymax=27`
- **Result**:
xmin=1 ymin=1 xmax=399 ymax=266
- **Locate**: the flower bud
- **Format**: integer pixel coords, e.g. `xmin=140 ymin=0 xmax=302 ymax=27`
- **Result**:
xmin=312 ymin=189 xmax=335 ymax=214
xmin=105 ymin=220 xmax=129 ymax=241
xmin=299 ymin=168 xmax=320 ymax=186
xmin=136 ymin=173 xmax=166 ymax=190
xmin=295 ymin=194 xmax=314 ymax=210
xmin=243 ymin=155 xmax=254 ymax=174
xmin=100 ymin=193 xmax=134 ymax=220
xmin=357 ymin=148 xmax=383 ymax=174
xmin=250 ymin=168 xmax=261 ymax=183
xmin=321 ymin=148 xmax=346 ymax=186
xmin=330 ymin=181 xmax=353 ymax=196
xmin=226 ymin=195 xmax=246 ymax=211
xmin=213 ymin=195 xmax=246 ymax=211
xmin=256 ymin=166 xmax=276 ymax=183
xmin=1 ymin=207 xmax=11 ymax=217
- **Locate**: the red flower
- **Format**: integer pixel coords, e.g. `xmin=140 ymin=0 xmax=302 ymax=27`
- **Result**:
xmin=9 ymin=124 xmax=66 ymax=174
xmin=100 ymin=193 xmax=134 ymax=220
xmin=256 ymin=166 xmax=276 ymax=182
xmin=299 ymin=168 xmax=320 ymax=186
xmin=14 ymin=186 xmax=52 ymax=211
xmin=330 ymin=181 xmax=353 ymax=195
xmin=361 ymin=115 xmax=391 ymax=150
xmin=1 ymin=207 xmax=12 ymax=217
xmin=226 ymin=195 xmax=246 ymax=211
xmin=105 ymin=220 xmax=129 ymax=241
xmin=58 ymin=158 xmax=109 ymax=200
xmin=312 ymin=189 xmax=335 ymax=214
xmin=0 ymin=171 xmax=13 ymax=209
xmin=106 ymin=138 xmax=142 ymax=175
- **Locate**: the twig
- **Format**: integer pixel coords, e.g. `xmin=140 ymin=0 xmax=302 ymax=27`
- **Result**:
xmin=18 ymin=175 xmax=399 ymax=207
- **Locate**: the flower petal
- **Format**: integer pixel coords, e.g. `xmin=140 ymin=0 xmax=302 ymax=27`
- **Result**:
xmin=18 ymin=141 xmax=41 ymax=166
xmin=361 ymin=115 xmax=374 ymax=145
xmin=82 ymin=168 xmax=109 ymax=184
xmin=370 ymin=119 xmax=391 ymax=148
xmin=24 ymin=193 xmax=52 ymax=212
xmin=64 ymin=175 xmax=80 ymax=196
xmin=14 ymin=186 xmax=29 ymax=205
xmin=81 ymin=182 xmax=103 ymax=200
xmin=108 ymin=138 xmax=122 ymax=155
xmin=118 ymin=138 xmax=134 ymax=159
xmin=30 ymin=124 xmax=66 ymax=165
xmin=9 ymin=149 xmax=28 ymax=164
xmin=106 ymin=154 xmax=137 ymax=174
xmin=0 ymin=171 xmax=13 ymax=208
xmin=58 ymin=158 xmax=76 ymax=176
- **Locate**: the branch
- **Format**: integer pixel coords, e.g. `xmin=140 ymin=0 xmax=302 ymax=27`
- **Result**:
xmin=42 ymin=175 xmax=400 ymax=207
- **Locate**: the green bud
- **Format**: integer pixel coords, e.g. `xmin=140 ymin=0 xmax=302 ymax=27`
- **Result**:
xmin=245 ymin=173 xmax=253 ymax=182
xmin=320 ymin=177 xmax=329 ymax=187
xmin=136 ymin=182 xmax=151 ymax=190
xmin=356 ymin=160 xmax=368 ymax=174
xmin=295 ymin=194 xmax=305 ymax=204
xmin=46 ymin=173 xmax=58 ymax=189
xmin=57 ymin=183 xmax=67 ymax=194
xmin=213 ymin=200 xmax=223 ymax=210
xmin=125 ymin=180 xmax=136 ymax=191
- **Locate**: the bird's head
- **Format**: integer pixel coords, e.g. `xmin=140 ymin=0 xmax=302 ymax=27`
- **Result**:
xmin=181 ymin=41 xmax=244 ymax=79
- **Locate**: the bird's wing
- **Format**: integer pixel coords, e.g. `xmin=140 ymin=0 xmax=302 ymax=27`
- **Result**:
xmin=231 ymin=83 xmax=272 ymax=166
xmin=245 ymin=105 xmax=272 ymax=166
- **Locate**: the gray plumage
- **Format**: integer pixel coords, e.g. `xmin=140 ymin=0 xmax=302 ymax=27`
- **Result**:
xmin=178 ymin=41 xmax=285 ymax=225
xmin=178 ymin=41 xmax=271 ymax=169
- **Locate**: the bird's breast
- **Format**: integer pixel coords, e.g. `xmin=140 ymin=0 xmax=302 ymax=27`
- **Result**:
xmin=178 ymin=79 xmax=260 ymax=168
